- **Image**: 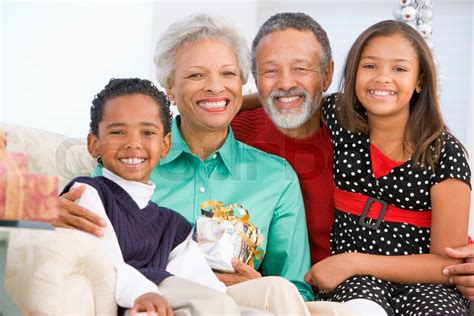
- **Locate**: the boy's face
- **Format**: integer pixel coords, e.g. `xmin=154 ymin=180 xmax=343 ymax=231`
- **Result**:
xmin=87 ymin=94 xmax=171 ymax=184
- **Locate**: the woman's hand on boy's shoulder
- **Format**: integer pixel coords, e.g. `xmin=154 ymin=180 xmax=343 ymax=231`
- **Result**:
xmin=53 ymin=185 xmax=106 ymax=237
xmin=443 ymin=245 xmax=474 ymax=300
xmin=131 ymin=292 xmax=173 ymax=316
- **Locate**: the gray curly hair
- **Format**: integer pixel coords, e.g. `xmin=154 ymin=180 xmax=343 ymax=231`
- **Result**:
xmin=154 ymin=14 xmax=250 ymax=88
xmin=251 ymin=12 xmax=332 ymax=78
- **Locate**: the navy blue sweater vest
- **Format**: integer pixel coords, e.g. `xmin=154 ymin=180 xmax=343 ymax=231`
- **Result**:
xmin=62 ymin=176 xmax=192 ymax=286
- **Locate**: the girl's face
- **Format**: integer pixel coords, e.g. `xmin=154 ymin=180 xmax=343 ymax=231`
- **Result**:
xmin=355 ymin=33 xmax=422 ymax=121
xmin=166 ymin=39 xmax=243 ymax=135
xmin=88 ymin=94 xmax=171 ymax=184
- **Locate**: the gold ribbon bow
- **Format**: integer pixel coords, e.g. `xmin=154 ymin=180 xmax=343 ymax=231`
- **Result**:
xmin=200 ymin=201 xmax=264 ymax=266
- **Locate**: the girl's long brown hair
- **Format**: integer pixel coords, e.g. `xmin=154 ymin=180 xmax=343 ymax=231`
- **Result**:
xmin=337 ymin=20 xmax=465 ymax=170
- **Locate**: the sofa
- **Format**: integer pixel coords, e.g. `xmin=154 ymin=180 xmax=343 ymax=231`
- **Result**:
xmin=1 ymin=123 xmax=117 ymax=315
xmin=1 ymin=123 xmax=472 ymax=316
xmin=0 ymin=123 xmax=353 ymax=316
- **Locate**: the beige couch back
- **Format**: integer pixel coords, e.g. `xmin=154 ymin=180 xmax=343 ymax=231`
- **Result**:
xmin=1 ymin=123 xmax=95 ymax=191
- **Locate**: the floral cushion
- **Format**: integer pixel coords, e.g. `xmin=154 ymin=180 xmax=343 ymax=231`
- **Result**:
xmin=1 ymin=123 xmax=94 ymax=191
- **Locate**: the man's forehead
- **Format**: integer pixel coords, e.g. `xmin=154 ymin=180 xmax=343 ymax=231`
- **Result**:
xmin=257 ymin=29 xmax=321 ymax=51
xmin=261 ymin=57 xmax=315 ymax=66
xmin=256 ymin=29 xmax=322 ymax=62
xmin=259 ymin=28 xmax=319 ymax=43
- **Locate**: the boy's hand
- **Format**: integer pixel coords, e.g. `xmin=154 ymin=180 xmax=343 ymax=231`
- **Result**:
xmin=131 ymin=292 xmax=173 ymax=316
xmin=443 ymin=245 xmax=474 ymax=300
xmin=216 ymin=258 xmax=261 ymax=286
xmin=52 ymin=185 xmax=106 ymax=236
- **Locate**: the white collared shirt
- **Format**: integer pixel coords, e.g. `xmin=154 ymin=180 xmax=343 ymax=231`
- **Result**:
xmin=71 ymin=168 xmax=225 ymax=308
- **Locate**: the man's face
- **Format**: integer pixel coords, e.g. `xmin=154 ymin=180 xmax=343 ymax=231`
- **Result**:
xmin=255 ymin=29 xmax=331 ymax=129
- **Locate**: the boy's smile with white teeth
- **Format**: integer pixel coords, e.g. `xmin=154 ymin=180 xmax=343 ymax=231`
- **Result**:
xmin=119 ymin=157 xmax=146 ymax=165
xmin=89 ymin=94 xmax=171 ymax=184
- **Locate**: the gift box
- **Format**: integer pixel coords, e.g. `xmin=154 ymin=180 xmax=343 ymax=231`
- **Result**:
xmin=0 ymin=129 xmax=58 ymax=221
xmin=194 ymin=201 xmax=263 ymax=273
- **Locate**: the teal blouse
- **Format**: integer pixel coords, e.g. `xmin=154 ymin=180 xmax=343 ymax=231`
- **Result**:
xmin=96 ymin=116 xmax=314 ymax=301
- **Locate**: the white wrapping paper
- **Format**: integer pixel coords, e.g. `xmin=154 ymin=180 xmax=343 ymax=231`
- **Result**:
xmin=193 ymin=201 xmax=263 ymax=273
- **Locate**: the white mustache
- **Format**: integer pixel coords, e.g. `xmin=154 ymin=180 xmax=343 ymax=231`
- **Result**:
xmin=261 ymin=88 xmax=320 ymax=130
xmin=269 ymin=89 xmax=309 ymax=99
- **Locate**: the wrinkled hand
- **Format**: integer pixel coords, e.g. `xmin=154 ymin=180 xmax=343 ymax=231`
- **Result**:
xmin=304 ymin=253 xmax=358 ymax=292
xmin=131 ymin=292 xmax=173 ymax=316
xmin=443 ymin=245 xmax=474 ymax=300
xmin=52 ymin=185 xmax=106 ymax=236
xmin=216 ymin=258 xmax=262 ymax=286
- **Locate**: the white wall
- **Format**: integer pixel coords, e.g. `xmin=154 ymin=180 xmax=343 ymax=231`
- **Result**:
xmin=2 ymin=1 xmax=471 ymax=139
xmin=255 ymin=0 xmax=474 ymax=233
xmin=1 ymin=1 xmax=155 ymax=137
xmin=470 ymin=2 xmax=474 ymax=235
xmin=257 ymin=0 xmax=472 ymax=145
xmin=1 ymin=0 xmax=473 ymax=232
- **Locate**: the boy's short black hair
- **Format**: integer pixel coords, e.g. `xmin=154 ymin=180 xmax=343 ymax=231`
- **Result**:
xmin=90 ymin=78 xmax=172 ymax=135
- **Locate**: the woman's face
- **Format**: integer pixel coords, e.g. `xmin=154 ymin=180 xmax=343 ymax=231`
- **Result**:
xmin=166 ymin=39 xmax=243 ymax=134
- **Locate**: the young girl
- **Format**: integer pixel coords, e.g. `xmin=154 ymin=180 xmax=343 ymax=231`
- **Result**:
xmin=62 ymin=78 xmax=230 ymax=316
xmin=305 ymin=20 xmax=471 ymax=315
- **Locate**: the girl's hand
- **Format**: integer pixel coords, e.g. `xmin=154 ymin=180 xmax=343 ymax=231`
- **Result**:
xmin=131 ymin=292 xmax=173 ymax=316
xmin=304 ymin=252 xmax=360 ymax=292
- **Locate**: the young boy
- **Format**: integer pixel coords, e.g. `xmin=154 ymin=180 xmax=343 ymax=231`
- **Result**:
xmin=62 ymin=78 xmax=230 ymax=315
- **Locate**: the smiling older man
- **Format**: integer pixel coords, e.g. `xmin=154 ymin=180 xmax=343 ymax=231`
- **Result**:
xmin=232 ymin=12 xmax=474 ymax=312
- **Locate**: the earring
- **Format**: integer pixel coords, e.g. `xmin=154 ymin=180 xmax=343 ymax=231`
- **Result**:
xmin=97 ymin=157 xmax=103 ymax=165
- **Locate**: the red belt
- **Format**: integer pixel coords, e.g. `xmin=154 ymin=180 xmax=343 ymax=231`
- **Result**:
xmin=334 ymin=188 xmax=431 ymax=229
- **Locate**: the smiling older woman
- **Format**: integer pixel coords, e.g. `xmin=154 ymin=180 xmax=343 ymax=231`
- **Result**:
xmin=153 ymin=11 xmax=312 ymax=294
xmin=56 ymin=14 xmax=313 ymax=315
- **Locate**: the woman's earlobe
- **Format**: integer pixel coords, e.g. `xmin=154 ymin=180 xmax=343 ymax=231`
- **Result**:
xmin=160 ymin=133 xmax=172 ymax=158
xmin=166 ymin=88 xmax=176 ymax=105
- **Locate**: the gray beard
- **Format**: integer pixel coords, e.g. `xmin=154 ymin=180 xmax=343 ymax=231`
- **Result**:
xmin=260 ymin=89 xmax=320 ymax=130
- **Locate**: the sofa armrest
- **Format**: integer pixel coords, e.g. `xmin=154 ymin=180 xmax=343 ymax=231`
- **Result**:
xmin=1 ymin=123 xmax=94 ymax=191
xmin=4 ymin=227 xmax=116 ymax=315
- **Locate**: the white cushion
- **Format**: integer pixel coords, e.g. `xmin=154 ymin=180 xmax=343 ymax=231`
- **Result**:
xmin=0 ymin=123 xmax=94 ymax=191
xmin=4 ymin=227 xmax=116 ymax=315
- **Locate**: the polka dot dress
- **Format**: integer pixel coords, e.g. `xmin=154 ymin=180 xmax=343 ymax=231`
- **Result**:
xmin=321 ymin=93 xmax=471 ymax=315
